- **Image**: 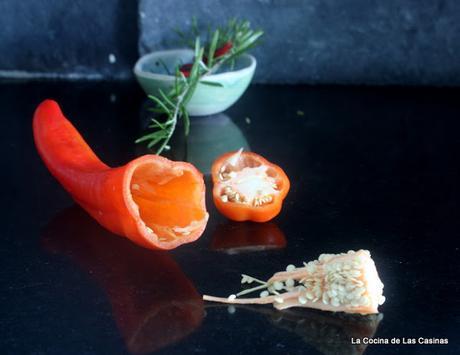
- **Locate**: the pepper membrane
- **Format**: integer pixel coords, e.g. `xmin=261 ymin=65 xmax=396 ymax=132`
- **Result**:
xmin=33 ymin=100 xmax=208 ymax=250
xmin=211 ymin=150 xmax=290 ymax=222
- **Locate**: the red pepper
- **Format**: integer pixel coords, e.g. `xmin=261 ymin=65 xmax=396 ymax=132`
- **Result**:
xmin=33 ymin=100 xmax=208 ymax=250
xmin=179 ymin=63 xmax=193 ymax=77
xmin=212 ymin=150 xmax=290 ymax=222
xmin=42 ymin=207 xmax=204 ymax=354
xmin=214 ymin=41 xmax=233 ymax=58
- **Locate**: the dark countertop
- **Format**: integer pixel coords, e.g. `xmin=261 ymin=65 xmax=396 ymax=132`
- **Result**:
xmin=1 ymin=81 xmax=459 ymax=354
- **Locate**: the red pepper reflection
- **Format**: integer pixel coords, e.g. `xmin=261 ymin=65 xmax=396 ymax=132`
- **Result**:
xmin=210 ymin=222 xmax=287 ymax=254
xmin=41 ymin=207 xmax=203 ymax=354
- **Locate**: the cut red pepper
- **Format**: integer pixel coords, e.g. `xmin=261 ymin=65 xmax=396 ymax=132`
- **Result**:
xmin=214 ymin=41 xmax=233 ymax=58
xmin=211 ymin=150 xmax=290 ymax=222
xmin=33 ymin=100 xmax=208 ymax=250
xmin=179 ymin=63 xmax=193 ymax=77
xmin=203 ymin=41 xmax=233 ymax=64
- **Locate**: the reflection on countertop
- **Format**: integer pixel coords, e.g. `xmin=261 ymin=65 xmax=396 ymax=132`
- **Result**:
xmin=139 ymin=100 xmax=249 ymax=174
xmin=210 ymin=221 xmax=286 ymax=254
xmin=41 ymin=207 xmax=204 ymax=354
xmin=209 ymin=305 xmax=383 ymax=355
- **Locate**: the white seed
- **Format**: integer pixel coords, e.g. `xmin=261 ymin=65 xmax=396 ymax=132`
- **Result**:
xmin=221 ymin=194 xmax=228 ymax=202
xmin=314 ymin=286 xmax=322 ymax=298
xmin=146 ymin=227 xmax=153 ymax=234
xmin=351 ymin=299 xmax=361 ymax=307
xmin=228 ymin=294 xmax=236 ymax=301
xmin=306 ymin=292 xmax=314 ymax=300
xmin=355 ymin=287 xmax=366 ymax=296
xmin=331 ymin=298 xmax=340 ymax=307
xmin=286 ymin=264 xmax=296 ymax=272
xmin=224 ymin=186 xmax=233 ymax=194
xmin=285 ymin=279 xmax=295 ymax=288
xmin=108 ymin=53 xmax=116 ymax=64
xmin=359 ymin=296 xmax=369 ymax=306
xmin=260 ymin=290 xmax=269 ymax=298
xmin=298 ymin=296 xmax=307 ymax=304
xmin=378 ymin=295 xmax=386 ymax=305
xmin=273 ymin=281 xmax=284 ymax=290
xmin=322 ymin=293 xmax=329 ymax=305
xmin=306 ymin=262 xmax=316 ymax=273
xmin=132 ymin=183 xmax=140 ymax=191
xmin=262 ymin=195 xmax=273 ymax=203
xmin=350 ymin=270 xmax=361 ymax=278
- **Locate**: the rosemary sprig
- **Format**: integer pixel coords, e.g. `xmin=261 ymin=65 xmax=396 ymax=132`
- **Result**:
xmin=137 ymin=19 xmax=263 ymax=154
xmin=136 ymin=38 xmax=204 ymax=153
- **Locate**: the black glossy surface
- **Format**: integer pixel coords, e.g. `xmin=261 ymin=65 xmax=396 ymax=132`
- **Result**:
xmin=1 ymin=82 xmax=459 ymax=354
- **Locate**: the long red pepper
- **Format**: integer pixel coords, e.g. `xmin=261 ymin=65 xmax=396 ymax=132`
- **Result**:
xmin=33 ymin=100 xmax=208 ymax=250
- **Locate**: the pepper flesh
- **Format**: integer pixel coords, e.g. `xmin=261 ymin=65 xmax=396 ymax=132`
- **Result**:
xmin=33 ymin=100 xmax=208 ymax=250
xmin=211 ymin=150 xmax=290 ymax=222
xmin=214 ymin=41 xmax=233 ymax=58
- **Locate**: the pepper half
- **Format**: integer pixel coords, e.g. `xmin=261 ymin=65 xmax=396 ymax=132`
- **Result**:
xmin=211 ymin=150 xmax=290 ymax=222
xmin=33 ymin=100 xmax=208 ymax=250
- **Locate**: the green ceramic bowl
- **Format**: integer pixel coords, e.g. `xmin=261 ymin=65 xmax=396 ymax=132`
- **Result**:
xmin=133 ymin=49 xmax=256 ymax=116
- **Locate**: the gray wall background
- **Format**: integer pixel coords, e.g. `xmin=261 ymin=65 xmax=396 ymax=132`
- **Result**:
xmin=1 ymin=0 xmax=460 ymax=85
xmin=0 ymin=0 xmax=138 ymax=80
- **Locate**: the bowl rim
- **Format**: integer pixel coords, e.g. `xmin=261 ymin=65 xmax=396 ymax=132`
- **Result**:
xmin=133 ymin=48 xmax=256 ymax=82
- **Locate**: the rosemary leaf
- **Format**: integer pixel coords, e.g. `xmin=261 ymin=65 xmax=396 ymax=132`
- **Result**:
xmin=158 ymin=89 xmax=176 ymax=108
xmin=207 ymin=29 xmax=219 ymax=68
xmin=182 ymin=106 xmax=190 ymax=136
xmin=148 ymin=95 xmax=172 ymax=115
xmin=200 ymin=80 xmax=223 ymax=87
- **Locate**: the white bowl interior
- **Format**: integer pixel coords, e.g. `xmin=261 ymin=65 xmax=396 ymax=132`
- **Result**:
xmin=135 ymin=49 xmax=255 ymax=79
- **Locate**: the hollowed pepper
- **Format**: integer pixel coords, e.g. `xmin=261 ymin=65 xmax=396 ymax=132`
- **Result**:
xmin=33 ymin=100 xmax=209 ymax=250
